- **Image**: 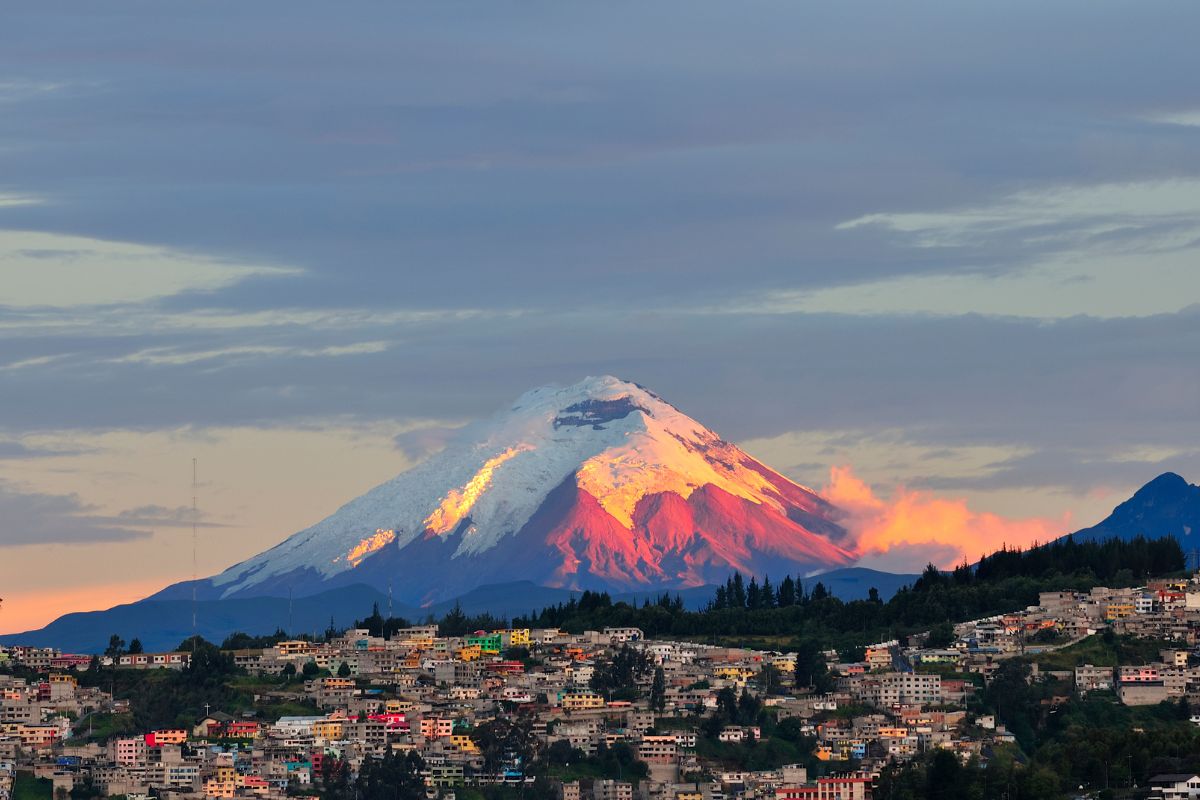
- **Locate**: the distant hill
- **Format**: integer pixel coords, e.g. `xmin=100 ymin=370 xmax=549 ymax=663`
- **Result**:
xmin=0 ymin=568 xmax=918 ymax=653
xmin=1068 ymin=472 xmax=1200 ymax=546
xmin=809 ymin=566 xmax=920 ymax=601
xmin=0 ymin=585 xmax=402 ymax=654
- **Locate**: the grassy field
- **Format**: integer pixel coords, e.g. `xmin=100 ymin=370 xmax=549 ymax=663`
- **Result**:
xmin=71 ymin=711 xmax=139 ymax=742
xmin=1026 ymin=634 xmax=1177 ymax=670
xmin=12 ymin=773 xmax=52 ymax=800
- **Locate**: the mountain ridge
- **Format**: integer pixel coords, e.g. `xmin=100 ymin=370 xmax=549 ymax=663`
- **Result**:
xmin=1068 ymin=471 xmax=1200 ymax=545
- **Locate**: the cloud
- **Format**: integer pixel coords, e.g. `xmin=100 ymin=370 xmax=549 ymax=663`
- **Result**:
xmin=0 ymin=1 xmax=1197 ymax=592
xmin=0 ymin=482 xmax=150 ymax=547
xmin=393 ymin=424 xmax=465 ymax=463
xmin=0 ymin=440 xmax=86 ymax=460
xmin=1148 ymin=110 xmax=1200 ymax=128
xmin=915 ymin=447 xmax=1200 ymax=496
xmin=824 ymin=466 xmax=1068 ymax=572
xmin=750 ymin=180 xmax=1200 ymax=320
xmin=0 ymin=230 xmax=298 ymax=308
xmin=0 ymin=482 xmax=231 ymax=547
xmin=0 ymin=193 xmax=41 ymax=208
xmin=104 ymin=504 xmax=227 ymax=529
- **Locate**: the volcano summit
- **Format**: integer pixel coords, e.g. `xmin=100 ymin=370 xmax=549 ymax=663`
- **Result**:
xmin=177 ymin=376 xmax=854 ymax=606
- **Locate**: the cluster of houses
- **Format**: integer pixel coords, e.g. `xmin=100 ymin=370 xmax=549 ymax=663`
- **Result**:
xmin=914 ymin=578 xmax=1200 ymax=707
xmin=3 ymin=576 xmax=1200 ymax=800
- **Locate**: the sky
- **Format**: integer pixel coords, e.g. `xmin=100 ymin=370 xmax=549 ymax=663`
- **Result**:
xmin=2 ymin=2 xmax=1199 ymax=633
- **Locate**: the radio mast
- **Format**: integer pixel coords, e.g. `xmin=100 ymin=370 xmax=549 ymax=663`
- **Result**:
xmin=192 ymin=457 xmax=198 ymax=650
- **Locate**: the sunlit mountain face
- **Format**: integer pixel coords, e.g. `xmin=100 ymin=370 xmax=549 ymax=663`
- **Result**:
xmin=191 ymin=376 xmax=856 ymax=605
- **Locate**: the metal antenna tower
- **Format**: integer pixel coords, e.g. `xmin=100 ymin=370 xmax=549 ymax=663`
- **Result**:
xmin=192 ymin=457 xmax=198 ymax=650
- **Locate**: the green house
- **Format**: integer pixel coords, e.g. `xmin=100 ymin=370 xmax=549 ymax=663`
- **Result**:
xmin=465 ymin=632 xmax=502 ymax=653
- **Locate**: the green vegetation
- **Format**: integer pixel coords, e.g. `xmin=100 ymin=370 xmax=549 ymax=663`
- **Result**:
xmin=589 ymin=644 xmax=652 ymax=700
xmin=70 ymin=711 xmax=138 ymax=742
xmin=694 ymin=735 xmax=811 ymax=773
xmin=12 ymin=773 xmax=52 ymax=800
xmin=76 ymin=637 xmax=252 ymax=730
xmin=511 ymin=537 xmax=1182 ymax=652
xmin=318 ymin=749 xmax=426 ymax=800
xmin=1026 ymin=629 xmax=1176 ymax=670
xmin=540 ymin=740 xmax=649 ymax=784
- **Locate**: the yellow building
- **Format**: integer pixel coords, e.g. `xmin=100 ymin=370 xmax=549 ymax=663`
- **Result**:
xmin=457 ymin=645 xmax=482 ymax=662
xmin=714 ymin=666 xmax=755 ymax=682
xmin=312 ymin=720 xmax=345 ymax=741
xmin=275 ymin=641 xmax=313 ymax=657
xmin=449 ymin=734 xmax=479 ymax=753
xmin=504 ymin=629 xmax=531 ymax=647
xmin=1105 ymin=602 xmax=1135 ymax=620
xmin=561 ymin=691 xmax=605 ymax=711
xmin=205 ymin=779 xmax=236 ymax=798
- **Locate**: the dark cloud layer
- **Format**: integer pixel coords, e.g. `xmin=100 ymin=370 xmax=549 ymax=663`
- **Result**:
xmin=0 ymin=1 xmax=1198 ymax=519
xmin=2 ymin=3 xmax=1200 ymax=310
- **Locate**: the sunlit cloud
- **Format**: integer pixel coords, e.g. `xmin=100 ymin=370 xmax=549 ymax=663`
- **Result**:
xmin=824 ymin=466 xmax=1068 ymax=572
xmin=0 ymin=230 xmax=299 ymax=308
xmin=835 ymin=179 xmax=1200 ymax=243
xmin=736 ymin=180 xmax=1200 ymax=320
xmin=0 ymin=193 xmax=42 ymax=208
xmin=0 ymin=79 xmax=68 ymax=103
xmin=1146 ymin=110 xmax=1200 ymax=128
xmin=109 ymin=340 xmax=391 ymax=367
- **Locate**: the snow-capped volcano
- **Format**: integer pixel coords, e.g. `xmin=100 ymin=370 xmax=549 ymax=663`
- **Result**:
xmin=206 ymin=376 xmax=854 ymax=604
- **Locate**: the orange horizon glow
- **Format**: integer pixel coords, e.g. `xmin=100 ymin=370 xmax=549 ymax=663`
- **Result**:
xmin=0 ymin=577 xmax=180 ymax=636
xmin=824 ymin=465 xmax=1070 ymax=569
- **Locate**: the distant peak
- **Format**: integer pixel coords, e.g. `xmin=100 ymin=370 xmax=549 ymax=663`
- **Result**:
xmin=1136 ymin=472 xmax=1191 ymax=496
xmin=564 ymin=374 xmax=645 ymax=396
xmin=511 ymin=375 xmax=669 ymax=413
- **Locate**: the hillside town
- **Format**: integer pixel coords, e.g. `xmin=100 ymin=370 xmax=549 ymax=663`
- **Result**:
xmin=4 ymin=574 xmax=1200 ymax=800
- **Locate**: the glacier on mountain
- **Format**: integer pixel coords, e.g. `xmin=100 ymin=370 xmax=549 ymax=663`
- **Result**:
xmin=210 ymin=375 xmax=851 ymax=602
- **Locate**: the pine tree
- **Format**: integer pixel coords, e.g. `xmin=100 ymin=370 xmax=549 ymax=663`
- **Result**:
xmin=746 ymin=577 xmax=761 ymax=610
xmin=760 ymin=576 xmax=776 ymax=609
xmin=778 ymin=575 xmax=796 ymax=607
xmin=731 ymin=572 xmax=747 ymax=609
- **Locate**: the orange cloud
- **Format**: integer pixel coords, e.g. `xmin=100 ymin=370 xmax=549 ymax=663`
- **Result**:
xmin=824 ymin=466 xmax=1069 ymax=571
xmin=0 ymin=577 xmax=174 ymax=636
